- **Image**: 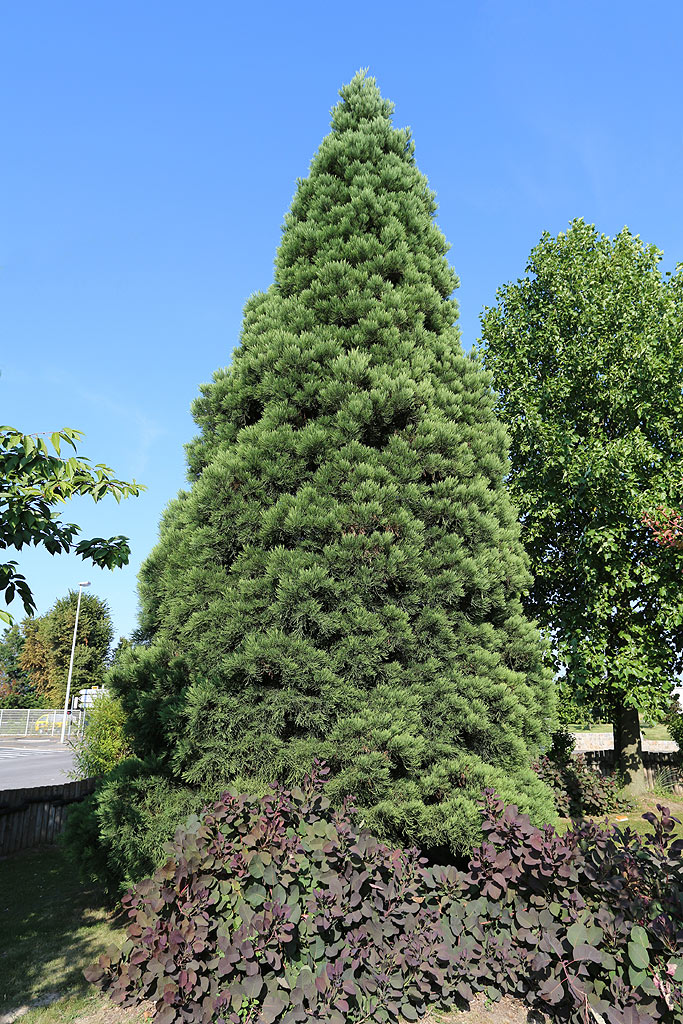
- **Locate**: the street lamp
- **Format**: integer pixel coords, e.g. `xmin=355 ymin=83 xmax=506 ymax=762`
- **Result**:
xmin=60 ymin=581 xmax=91 ymax=743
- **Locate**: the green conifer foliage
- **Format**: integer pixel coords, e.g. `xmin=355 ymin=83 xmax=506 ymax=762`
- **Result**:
xmin=115 ymin=73 xmax=555 ymax=856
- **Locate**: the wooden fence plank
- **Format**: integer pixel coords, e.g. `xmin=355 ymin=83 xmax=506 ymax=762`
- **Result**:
xmin=582 ymin=749 xmax=682 ymax=795
xmin=0 ymin=777 xmax=96 ymax=857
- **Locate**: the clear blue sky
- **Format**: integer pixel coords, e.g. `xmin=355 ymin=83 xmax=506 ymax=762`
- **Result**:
xmin=2 ymin=0 xmax=682 ymax=640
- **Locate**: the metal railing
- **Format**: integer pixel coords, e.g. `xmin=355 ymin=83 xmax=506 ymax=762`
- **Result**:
xmin=0 ymin=707 xmax=85 ymax=738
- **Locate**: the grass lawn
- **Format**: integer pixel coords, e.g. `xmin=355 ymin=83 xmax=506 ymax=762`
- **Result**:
xmin=556 ymin=792 xmax=683 ymax=840
xmin=0 ymin=845 xmax=145 ymax=1024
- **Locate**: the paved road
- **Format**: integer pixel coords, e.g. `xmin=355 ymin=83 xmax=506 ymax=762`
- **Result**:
xmin=0 ymin=738 xmax=76 ymax=790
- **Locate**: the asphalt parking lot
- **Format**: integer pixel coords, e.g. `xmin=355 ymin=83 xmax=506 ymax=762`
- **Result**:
xmin=0 ymin=738 xmax=76 ymax=790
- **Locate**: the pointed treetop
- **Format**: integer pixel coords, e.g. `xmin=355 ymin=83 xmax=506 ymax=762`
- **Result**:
xmin=330 ymin=70 xmax=395 ymax=133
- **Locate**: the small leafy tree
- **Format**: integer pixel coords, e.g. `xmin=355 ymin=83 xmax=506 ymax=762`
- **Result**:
xmin=0 ymin=666 xmax=47 ymax=708
xmin=0 ymin=622 xmax=45 ymax=707
xmin=0 ymin=425 xmax=143 ymax=623
xmin=480 ymin=220 xmax=683 ymax=791
xmin=14 ymin=617 xmax=51 ymax=701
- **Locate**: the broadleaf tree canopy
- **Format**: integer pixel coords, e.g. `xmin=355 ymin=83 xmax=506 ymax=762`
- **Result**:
xmin=480 ymin=220 xmax=683 ymax=785
xmin=18 ymin=589 xmax=114 ymax=707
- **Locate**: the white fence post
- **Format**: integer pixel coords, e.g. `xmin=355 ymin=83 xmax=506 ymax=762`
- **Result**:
xmin=24 ymin=708 xmax=30 ymax=735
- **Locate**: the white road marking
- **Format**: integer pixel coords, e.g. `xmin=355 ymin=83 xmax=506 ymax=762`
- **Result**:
xmin=0 ymin=747 xmax=62 ymax=759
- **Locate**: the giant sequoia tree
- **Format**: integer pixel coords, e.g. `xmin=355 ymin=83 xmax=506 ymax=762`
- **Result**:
xmin=111 ymin=74 xmax=554 ymax=861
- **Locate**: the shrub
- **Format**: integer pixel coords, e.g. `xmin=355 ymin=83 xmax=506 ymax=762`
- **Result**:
xmin=72 ymin=691 xmax=132 ymax=779
xmin=61 ymin=793 xmax=117 ymax=896
xmin=63 ymin=758 xmax=211 ymax=893
xmin=666 ymin=698 xmax=683 ymax=760
xmin=454 ymin=791 xmax=683 ymax=1022
xmin=86 ymin=762 xmax=462 ymax=1022
xmin=86 ymin=765 xmax=683 ymax=1023
xmin=533 ymin=729 xmax=627 ymax=818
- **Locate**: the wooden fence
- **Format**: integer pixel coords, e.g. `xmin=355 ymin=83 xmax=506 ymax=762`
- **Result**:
xmin=582 ymin=749 xmax=683 ymax=796
xmin=0 ymin=778 xmax=96 ymax=857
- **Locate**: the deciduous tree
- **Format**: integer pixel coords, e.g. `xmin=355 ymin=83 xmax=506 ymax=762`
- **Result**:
xmin=0 ymin=623 xmax=37 ymax=707
xmin=18 ymin=590 xmax=114 ymax=707
xmin=16 ymin=617 xmax=51 ymax=701
xmin=480 ymin=220 xmax=683 ymax=791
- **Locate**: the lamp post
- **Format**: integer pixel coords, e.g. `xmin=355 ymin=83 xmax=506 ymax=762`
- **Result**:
xmin=60 ymin=581 xmax=91 ymax=743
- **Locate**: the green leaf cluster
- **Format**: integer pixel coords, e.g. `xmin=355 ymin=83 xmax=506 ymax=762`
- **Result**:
xmin=72 ymin=690 xmax=132 ymax=778
xmin=0 ymin=425 xmax=143 ymax=623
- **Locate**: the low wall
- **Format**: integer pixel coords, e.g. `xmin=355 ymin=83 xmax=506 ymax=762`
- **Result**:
xmin=572 ymin=731 xmax=679 ymax=754
xmin=0 ymin=778 xmax=96 ymax=857
xmin=582 ymin=749 xmax=683 ymax=796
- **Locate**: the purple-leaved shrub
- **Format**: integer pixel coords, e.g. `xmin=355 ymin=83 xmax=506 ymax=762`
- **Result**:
xmin=86 ymin=764 xmax=683 ymax=1024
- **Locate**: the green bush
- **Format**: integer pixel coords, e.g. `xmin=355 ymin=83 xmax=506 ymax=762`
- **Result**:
xmin=532 ymin=729 xmax=628 ymax=818
xmin=71 ymin=691 xmax=132 ymax=779
xmin=61 ymin=793 xmax=116 ymax=895
xmin=63 ymin=758 xmax=205 ymax=892
xmin=63 ymin=752 xmax=266 ymax=893
xmin=666 ymin=697 xmax=683 ymax=753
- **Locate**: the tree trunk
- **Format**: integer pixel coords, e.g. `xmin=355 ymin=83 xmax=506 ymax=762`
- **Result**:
xmin=613 ymin=703 xmax=647 ymax=796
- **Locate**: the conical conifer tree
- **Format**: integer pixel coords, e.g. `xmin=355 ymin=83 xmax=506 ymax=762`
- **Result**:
xmin=114 ymin=73 xmax=555 ymax=857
